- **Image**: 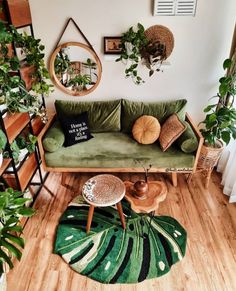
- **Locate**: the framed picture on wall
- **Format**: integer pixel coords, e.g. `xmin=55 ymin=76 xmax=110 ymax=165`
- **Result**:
xmin=16 ymin=25 xmax=32 ymax=36
xmin=104 ymin=37 xmax=122 ymax=54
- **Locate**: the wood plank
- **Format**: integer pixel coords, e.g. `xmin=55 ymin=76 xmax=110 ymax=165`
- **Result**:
xmin=31 ymin=116 xmax=44 ymax=136
xmin=3 ymin=152 xmax=37 ymax=190
xmin=6 ymin=171 xmax=236 ymax=291
xmin=0 ymin=158 xmax=11 ymax=176
xmin=3 ymin=112 xmax=30 ymax=144
xmin=6 ymin=0 xmax=32 ymax=27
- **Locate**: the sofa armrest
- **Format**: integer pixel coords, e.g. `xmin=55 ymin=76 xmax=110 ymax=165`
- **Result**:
xmin=38 ymin=113 xmax=57 ymax=171
xmin=185 ymin=113 xmax=204 ymax=173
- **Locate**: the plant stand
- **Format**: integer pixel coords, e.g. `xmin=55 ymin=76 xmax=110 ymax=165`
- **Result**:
xmin=188 ymin=141 xmax=224 ymax=188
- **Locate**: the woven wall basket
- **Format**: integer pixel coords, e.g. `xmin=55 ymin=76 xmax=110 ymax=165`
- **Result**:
xmin=197 ymin=140 xmax=224 ymax=169
xmin=144 ymin=25 xmax=174 ymax=58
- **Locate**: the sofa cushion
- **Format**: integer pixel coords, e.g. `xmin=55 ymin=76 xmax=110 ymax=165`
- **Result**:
xmin=58 ymin=111 xmax=93 ymax=147
xmin=44 ymin=132 xmax=195 ymax=169
xmin=176 ymin=122 xmax=198 ymax=153
xmin=42 ymin=121 xmax=65 ymax=152
xmin=55 ymin=99 xmax=121 ymax=133
xmin=159 ymin=114 xmax=187 ymax=151
xmin=121 ymin=98 xmax=187 ymax=133
xmin=132 ymin=115 xmax=160 ymax=144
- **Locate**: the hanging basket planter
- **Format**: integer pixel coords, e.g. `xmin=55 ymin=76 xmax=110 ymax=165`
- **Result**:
xmin=116 ymin=23 xmax=174 ymax=84
xmin=144 ymin=25 xmax=174 ymax=58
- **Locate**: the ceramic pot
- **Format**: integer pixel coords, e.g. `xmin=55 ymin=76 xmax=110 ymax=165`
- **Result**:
xmin=134 ymin=180 xmax=148 ymax=199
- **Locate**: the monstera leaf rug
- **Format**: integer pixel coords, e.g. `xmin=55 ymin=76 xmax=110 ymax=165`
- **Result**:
xmin=54 ymin=196 xmax=187 ymax=284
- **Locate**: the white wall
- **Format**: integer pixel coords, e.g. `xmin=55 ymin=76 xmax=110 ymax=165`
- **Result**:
xmin=29 ymin=0 xmax=236 ymax=122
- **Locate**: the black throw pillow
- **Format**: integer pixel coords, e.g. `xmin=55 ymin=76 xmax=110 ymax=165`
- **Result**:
xmin=58 ymin=111 xmax=93 ymax=147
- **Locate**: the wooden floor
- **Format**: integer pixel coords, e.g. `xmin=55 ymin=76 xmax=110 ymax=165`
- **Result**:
xmin=7 ymin=171 xmax=236 ymax=291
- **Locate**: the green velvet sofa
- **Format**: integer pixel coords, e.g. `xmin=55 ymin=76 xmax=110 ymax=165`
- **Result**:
xmin=38 ymin=99 xmax=203 ymax=187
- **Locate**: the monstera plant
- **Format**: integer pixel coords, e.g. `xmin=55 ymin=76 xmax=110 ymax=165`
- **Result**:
xmin=0 ymin=188 xmax=35 ymax=276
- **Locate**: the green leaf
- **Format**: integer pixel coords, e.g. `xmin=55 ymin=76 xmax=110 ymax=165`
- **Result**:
xmin=0 ymin=249 xmax=13 ymax=269
xmin=1 ymin=239 xmax=22 ymax=260
xmin=223 ymin=58 xmax=232 ymax=70
xmin=203 ymin=104 xmax=217 ymax=112
xmin=4 ymin=233 xmax=25 ymax=248
xmin=219 ymin=83 xmax=228 ymax=97
xmin=208 ymin=113 xmax=217 ymax=122
xmin=5 ymin=217 xmax=19 ymax=227
xmin=221 ymin=131 xmax=230 ymax=145
xmin=3 ymin=225 xmax=22 ymax=233
xmin=14 ymin=198 xmax=31 ymax=206
xmin=220 ymin=121 xmax=230 ymax=129
xmin=18 ymin=207 xmax=35 ymax=216
xmin=137 ymin=23 xmax=145 ymax=33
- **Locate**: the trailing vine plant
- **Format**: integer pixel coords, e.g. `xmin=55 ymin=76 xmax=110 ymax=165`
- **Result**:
xmin=116 ymin=23 xmax=167 ymax=85
xmin=0 ymin=21 xmax=53 ymax=115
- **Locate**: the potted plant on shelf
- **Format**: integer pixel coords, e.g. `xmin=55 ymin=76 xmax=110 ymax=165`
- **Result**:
xmin=0 ymin=21 xmax=53 ymax=116
xmin=0 ymin=129 xmax=7 ymax=167
xmin=198 ymin=57 xmax=236 ymax=169
xmin=116 ymin=23 xmax=173 ymax=85
xmin=3 ymin=140 xmax=20 ymax=170
xmin=3 ymin=133 xmax=37 ymax=171
xmin=67 ymin=74 xmax=91 ymax=91
xmin=0 ymin=188 xmax=35 ymax=287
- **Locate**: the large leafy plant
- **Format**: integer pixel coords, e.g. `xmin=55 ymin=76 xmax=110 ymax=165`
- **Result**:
xmin=200 ymin=58 xmax=236 ymax=146
xmin=0 ymin=188 xmax=35 ymax=275
xmin=0 ymin=21 xmax=53 ymax=114
xmin=116 ymin=23 xmax=166 ymax=85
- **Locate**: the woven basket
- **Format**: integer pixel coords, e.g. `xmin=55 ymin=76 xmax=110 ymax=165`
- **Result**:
xmin=197 ymin=140 xmax=224 ymax=169
xmin=144 ymin=25 xmax=174 ymax=58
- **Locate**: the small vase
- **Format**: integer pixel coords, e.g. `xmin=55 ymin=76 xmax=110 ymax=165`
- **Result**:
xmin=133 ymin=180 xmax=148 ymax=199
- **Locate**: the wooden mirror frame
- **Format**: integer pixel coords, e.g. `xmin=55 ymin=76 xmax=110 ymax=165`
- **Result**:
xmin=49 ymin=42 xmax=102 ymax=96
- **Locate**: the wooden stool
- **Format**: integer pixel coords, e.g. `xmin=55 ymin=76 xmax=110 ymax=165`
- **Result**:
xmin=124 ymin=180 xmax=167 ymax=237
xmin=82 ymin=174 xmax=126 ymax=233
xmin=124 ymin=181 xmax=167 ymax=213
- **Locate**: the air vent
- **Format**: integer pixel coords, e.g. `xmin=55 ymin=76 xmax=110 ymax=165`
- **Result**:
xmin=176 ymin=0 xmax=197 ymax=15
xmin=154 ymin=0 xmax=197 ymax=16
xmin=154 ymin=0 xmax=175 ymax=16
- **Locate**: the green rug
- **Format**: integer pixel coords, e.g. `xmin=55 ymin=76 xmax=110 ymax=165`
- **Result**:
xmin=54 ymin=196 xmax=187 ymax=284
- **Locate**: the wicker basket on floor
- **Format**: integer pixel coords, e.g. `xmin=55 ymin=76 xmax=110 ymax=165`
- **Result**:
xmin=197 ymin=140 xmax=224 ymax=169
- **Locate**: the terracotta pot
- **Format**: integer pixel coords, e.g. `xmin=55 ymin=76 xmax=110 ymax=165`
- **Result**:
xmin=133 ymin=180 xmax=148 ymax=199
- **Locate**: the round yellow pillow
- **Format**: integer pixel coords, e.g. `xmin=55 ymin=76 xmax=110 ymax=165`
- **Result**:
xmin=132 ymin=115 xmax=160 ymax=144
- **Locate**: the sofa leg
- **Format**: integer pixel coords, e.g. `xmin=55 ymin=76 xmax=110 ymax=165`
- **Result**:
xmin=172 ymin=172 xmax=178 ymax=187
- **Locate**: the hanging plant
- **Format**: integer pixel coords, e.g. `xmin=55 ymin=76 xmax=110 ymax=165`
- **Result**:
xmin=10 ymin=25 xmax=53 ymax=96
xmin=116 ymin=23 xmax=174 ymax=85
xmin=0 ymin=21 xmax=53 ymax=115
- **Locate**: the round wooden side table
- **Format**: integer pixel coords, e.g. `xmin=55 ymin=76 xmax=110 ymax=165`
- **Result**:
xmin=82 ymin=174 xmax=126 ymax=233
xmin=124 ymin=180 xmax=167 ymax=237
xmin=124 ymin=180 xmax=167 ymax=213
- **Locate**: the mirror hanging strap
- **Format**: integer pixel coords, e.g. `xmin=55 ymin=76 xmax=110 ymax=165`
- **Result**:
xmin=54 ymin=17 xmax=99 ymax=60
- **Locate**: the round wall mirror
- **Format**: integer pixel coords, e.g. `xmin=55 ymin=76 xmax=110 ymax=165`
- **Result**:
xmin=49 ymin=42 xmax=102 ymax=96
